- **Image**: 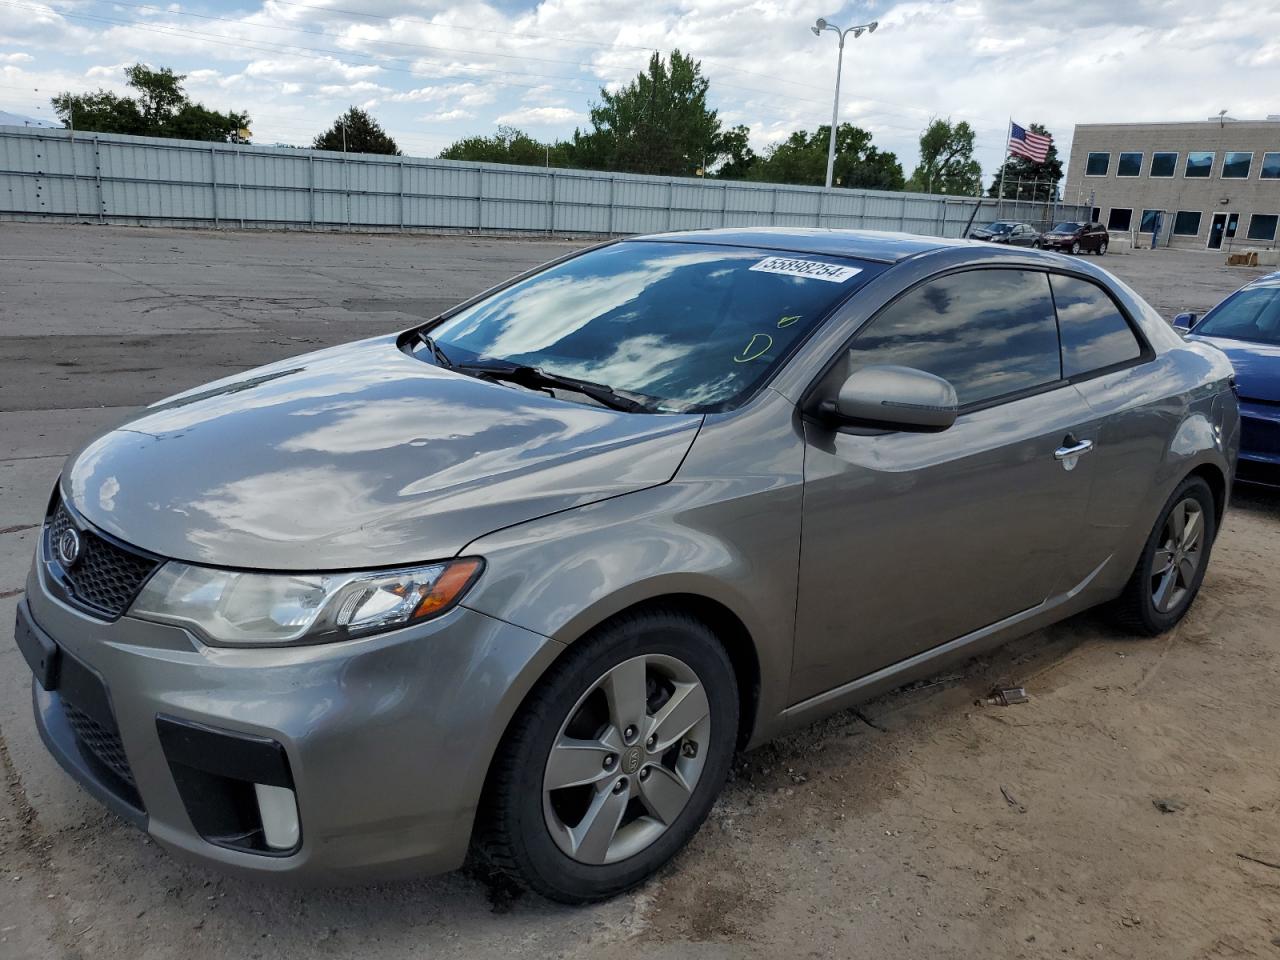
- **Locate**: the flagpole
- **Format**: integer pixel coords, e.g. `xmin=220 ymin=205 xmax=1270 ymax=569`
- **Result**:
xmin=997 ymin=117 xmax=1011 ymax=210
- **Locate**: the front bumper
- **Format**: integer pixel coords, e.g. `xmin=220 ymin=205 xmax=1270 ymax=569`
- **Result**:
xmin=18 ymin=559 xmax=562 ymax=883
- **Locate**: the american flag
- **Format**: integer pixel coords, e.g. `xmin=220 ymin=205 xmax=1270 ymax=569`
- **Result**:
xmin=1008 ymin=122 xmax=1052 ymax=163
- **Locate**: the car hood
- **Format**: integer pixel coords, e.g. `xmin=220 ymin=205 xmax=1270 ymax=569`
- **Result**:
xmin=62 ymin=335 xmax=703 ymax=570
xmin=1189 ymin=335 xmax=1280 ymax=402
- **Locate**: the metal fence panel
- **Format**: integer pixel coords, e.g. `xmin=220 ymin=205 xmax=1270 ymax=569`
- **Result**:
xmin=0 ymin=125 xmax=1088 ymax=237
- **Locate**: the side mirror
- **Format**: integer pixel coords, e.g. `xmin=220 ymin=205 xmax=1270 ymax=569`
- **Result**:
xmin=1172 ymin=311 xmax=1198 ymax=331
xmin=822 ymin=365 xmax=959 ymax=432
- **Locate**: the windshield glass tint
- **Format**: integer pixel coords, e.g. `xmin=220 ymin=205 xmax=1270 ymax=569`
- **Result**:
xmin=1051 ymin=223 xmax=1082 ymax=233
xmin=429 ymin=241 xmax=877 ymax=412
xmin=983 ymin=222 xmax=1013 ymax=233
xmin=1196 ymin=284 xmax=1280 ymax=345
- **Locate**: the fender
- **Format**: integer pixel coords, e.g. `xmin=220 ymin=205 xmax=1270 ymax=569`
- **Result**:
xmin=459 ymin=390 xmax=808 ymax=745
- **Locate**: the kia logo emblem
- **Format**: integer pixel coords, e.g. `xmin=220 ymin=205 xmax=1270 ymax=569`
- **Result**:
xmin=57 ymin=528 xmax=82 ymax=568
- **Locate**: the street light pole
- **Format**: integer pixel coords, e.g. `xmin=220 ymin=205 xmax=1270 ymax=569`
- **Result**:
xmin=811 ymin=17 xmax=877 ymax=189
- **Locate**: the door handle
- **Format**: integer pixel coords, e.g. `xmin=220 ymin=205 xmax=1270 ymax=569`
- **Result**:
xmin=1054 ymin=437 xmax=1095 ymax=461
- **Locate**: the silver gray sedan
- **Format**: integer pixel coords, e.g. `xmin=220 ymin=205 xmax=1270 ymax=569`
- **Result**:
xmin=16 ymin=228 xmax=1238 ymax=902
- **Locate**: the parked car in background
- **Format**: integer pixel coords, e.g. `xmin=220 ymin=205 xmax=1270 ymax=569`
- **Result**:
xmin=1176 ymin=271 xmax=1280 ymax=486
xmin=968 ymin=221 xmax=1041 ymax=246
xmin=1040 ymin=221 xmax=1110 ymax=255
xmin=17 ymin=229 xmax=1237 ymax=903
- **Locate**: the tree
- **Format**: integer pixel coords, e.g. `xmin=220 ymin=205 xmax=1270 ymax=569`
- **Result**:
xmin=714 ymin=124 xmax=756 ymax=179
xmin=575 ymin=50 xmax=723 ymax=177
xmin=439 ymin=125 xmax=573 ymax=166
xmin=312 ymin=107 xmax=400 ymax=155
xmin=987 ymin=122 xmax=1063 ymax=201
xmin=748 ymin=123 xmax=904 ymax=190
xmin=907 ymin=118 xmax=981 ymax=195
xmin=51 ymin=64 xmax=249 ymax=142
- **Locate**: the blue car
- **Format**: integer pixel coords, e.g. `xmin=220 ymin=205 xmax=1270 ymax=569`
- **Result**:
xmin=1176 ymin=271 xmax=1280 ymax=486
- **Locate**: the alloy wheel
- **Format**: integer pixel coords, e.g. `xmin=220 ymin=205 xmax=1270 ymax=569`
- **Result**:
xmin=1099 ymin=241 xmax=1108 ymax=255
xmin=542 ymin=654 xmax=711 ymax=865
xmin=1151 ymin=497 xmax=1204 ymax=613
xmin=1071 ymin=241 xmax=1081 ymax=254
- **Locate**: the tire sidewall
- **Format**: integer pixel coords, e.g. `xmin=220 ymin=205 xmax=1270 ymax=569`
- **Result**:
xmin=498 ymin=614 xmax=738 ymax=901
xmin=1134 ymin=477 xmax=1216 ymax=632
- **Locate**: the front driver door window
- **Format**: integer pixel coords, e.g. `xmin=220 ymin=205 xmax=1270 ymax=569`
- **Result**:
xmin=790 ymin=268 xmax=1100 ymax=703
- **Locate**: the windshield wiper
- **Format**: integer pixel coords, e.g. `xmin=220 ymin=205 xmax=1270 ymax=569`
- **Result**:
xmin=413 ymin=331 xmax=454 ymax=369
xmin=453 ymin=360 xmax=651 ymax=413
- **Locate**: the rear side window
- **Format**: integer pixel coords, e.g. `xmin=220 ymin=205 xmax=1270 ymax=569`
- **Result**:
xmin=848 ymin=269 xmax=1061 ymax=406
xmin=1051 ymin=275 xmax=1142 ymax=377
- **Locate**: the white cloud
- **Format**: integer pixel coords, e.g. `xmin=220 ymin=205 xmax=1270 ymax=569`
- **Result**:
xmin=495 ymin=105 xmax=584 ymax=125
xmin=420 ymin=108 xmax=473 ymax=121
xmin=0 ymin=52 xmax=34 ymax=64
xmin=390 ymin=82 xmax=496 ymax=108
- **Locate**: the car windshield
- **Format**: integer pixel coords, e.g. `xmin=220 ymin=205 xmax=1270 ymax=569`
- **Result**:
xmin=1051 ymin=222 xmax=1083 ymax=233
xmin=1194 ymin=283 xmax=1280 ymax=345
xmin=982 ymin=222 xmax=1015 ymax=234
xmin=426 ymin=241 xmax=878 ymax=413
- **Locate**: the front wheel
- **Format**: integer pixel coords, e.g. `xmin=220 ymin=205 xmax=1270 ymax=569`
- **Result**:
xmin=1070 ymin=241 xmax=1081 ymax=255
xmin=1109 ymin=476 xmax=1216 ymax=635
xmin=476 ymin=608 xmax=739 ymax=903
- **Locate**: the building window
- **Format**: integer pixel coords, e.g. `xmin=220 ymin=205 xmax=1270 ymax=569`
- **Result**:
xmin=1107 ymin=208 xmax=1133 ymax=231
xmin=1085 ymin=152 xmax=1109 ymax=176
xmin=1222 ymin=152 xmax=1253 ymax=179
xmin=1150 ymin=152 xmax=1178 ymax=177
xmin=1184 ymin=152 xmax=1214 ymax=178
xmin=1091 ymin=207 xmax=1101 ymax=223
xmin=1247 ymin=214 xmax=1278 ymax=242
xmin=1116 ymin=152 xmax=1142 ymax=177
xmin=1173 ymin=211 xmax=1202 ymax=236
xmin=1261 ymin=153 xmax=1280 ymax=179
xmin=1140 ymin=209 xmax=1162 ymax=232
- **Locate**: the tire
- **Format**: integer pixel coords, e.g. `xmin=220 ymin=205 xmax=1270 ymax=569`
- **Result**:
xmin=1109 ymin=476 xmax=1216 ymax=636
xmin=1070 ymin=241 xmax=1081 ymax=255
xmin=1098 ymin=240 xmax=1108 ymax=255
xmin=475 ymin=608 xmax=739 ymax=903
xmin=1032 ymin=240 xmax=1041 ymax=249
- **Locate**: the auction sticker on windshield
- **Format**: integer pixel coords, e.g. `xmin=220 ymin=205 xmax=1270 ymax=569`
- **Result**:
xmin=749 ymin=256 xmax=862 ymax=283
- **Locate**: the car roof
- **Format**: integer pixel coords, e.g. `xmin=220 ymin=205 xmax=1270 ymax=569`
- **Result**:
xmin=1245 ymin=270 xmax=1280 ymax=287
xmin=627 ymin=227 xmax=966 ymax=264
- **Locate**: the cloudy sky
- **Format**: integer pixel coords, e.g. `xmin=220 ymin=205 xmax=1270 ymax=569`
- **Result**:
xmin=2 ymin=0 xmax=1278 ymax=181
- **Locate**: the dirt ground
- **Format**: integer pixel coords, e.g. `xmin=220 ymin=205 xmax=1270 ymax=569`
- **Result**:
xmin=1 ymin=224 xmax=1278 ymax=959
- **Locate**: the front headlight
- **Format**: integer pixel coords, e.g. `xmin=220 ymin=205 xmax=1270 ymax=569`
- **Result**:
xmin=128 ymin=557 xmax=483 ymax=647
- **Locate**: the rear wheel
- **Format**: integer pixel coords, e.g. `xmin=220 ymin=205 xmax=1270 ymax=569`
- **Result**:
xmin=1110 ymin=476 xmax=1216 ymax=635
xmin=1097 ymin=239 xmax=1109 ymax=255
xmin=476 ymin=608 xmax=738 ymax=903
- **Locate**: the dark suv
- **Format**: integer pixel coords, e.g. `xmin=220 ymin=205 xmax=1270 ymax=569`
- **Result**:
xmin=1040 ymin=221 xmax=1110 ymax=255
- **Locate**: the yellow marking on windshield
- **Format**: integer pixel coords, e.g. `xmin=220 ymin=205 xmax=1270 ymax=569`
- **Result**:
xmin=777 ymin=315 xmax=801 ymax=328
xmin=734 ymin=333 xmax=773 ymax=363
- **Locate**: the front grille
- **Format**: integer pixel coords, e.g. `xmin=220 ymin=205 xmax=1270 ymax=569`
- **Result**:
xmin=46 ymin=503 xmax=159 ymax=619
xmin=63 ymin=700 xmax=137 ymax=790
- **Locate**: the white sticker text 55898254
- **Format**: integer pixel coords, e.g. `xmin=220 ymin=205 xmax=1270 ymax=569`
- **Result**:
xmin=749 ymin=257 xmax=862 ymax=283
